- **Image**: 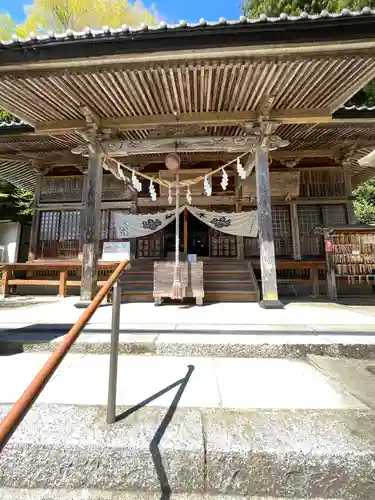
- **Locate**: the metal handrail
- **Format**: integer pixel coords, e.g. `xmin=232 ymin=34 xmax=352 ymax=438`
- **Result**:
xmin=0 ymin=259 xmax=129 ymax=453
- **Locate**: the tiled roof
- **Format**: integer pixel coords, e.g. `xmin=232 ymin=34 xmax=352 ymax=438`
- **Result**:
xmin=0 ymin=120 xmax=26 ymax=127
xmin=0 ymin=8 xmax=374 ymax=46
xmin=340 ymin=105 xmax=375 ymax=111
xmin=1 ymin=104 xmax=374 ymax=130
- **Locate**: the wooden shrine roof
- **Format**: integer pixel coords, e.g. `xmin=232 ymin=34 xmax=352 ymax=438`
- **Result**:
xmin=1 ymin=12 xmax=375 ymax=188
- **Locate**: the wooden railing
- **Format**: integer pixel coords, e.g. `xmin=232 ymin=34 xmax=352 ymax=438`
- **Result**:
xmin=0 ymin=261 xmax=120 ymax=299
xmin=250 ymin=259 xmax=326 ymax=297
xmin=0 ymin=260 xmax=129 ymax=453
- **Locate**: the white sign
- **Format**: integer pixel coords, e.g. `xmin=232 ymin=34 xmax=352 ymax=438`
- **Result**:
xmin=101 ymin=241 xmax=131 ymax=262
xmin=188 ymin=254 xmax=197 ymax=263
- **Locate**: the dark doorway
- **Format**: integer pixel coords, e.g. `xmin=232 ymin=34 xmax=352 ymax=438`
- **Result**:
xmin=164 ymin=210 xmax=209 ymax=257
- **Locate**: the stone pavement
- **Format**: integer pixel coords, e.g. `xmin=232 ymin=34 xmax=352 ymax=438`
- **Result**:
xmin=1 ymin=298 xmax=375 ymax=333
xmin=0 ymin=352 xmax=366 ymax=409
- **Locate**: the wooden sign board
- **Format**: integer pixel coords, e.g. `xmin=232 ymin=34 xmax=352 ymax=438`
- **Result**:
xmin=101 ymin=241 xmax=131 ymax=261
xmin=159 ymin=168 xmax=211 ymax=196
xmin=242 ymin=171 xmax=301 ymax=198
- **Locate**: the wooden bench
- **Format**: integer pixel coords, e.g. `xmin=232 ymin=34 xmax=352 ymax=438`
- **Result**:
xmin=250 ymin=259 xmax=326 ymax=297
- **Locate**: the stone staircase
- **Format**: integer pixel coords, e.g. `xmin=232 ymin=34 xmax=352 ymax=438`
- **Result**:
xmin=120 ymin=259 xmax=259 ymax=303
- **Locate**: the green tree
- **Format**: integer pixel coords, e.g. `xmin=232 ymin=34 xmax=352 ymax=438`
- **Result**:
xmin=242 ymin=0 xmax=375 ymax=18
xmin=354 ymin=178 xmax=375 ymax=224
xmin=0 ymin=0 xmax=157 ymax=41
xmin=0 ymin=181 xmax=34 ymax=222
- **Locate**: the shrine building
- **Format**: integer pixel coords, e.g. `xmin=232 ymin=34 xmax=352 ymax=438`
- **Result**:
xmin=1 ymin=10 xmax=375 ymax=307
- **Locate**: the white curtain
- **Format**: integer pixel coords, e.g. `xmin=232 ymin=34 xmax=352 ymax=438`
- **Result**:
xmin=187 ymin=206 xmax=258 ymax=237
xmin=111 ymin=207 xmax=185 ymax=238
xmin=112 ymin=205 xmax=258 ymax=238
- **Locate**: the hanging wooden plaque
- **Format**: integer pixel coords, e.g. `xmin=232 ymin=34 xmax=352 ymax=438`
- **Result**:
xmin=242 ymin=171 xmax=300 ymax=198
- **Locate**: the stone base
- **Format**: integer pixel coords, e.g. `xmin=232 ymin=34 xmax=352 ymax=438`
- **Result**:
xmin=74 ymin=300 xmax=91 ymax=309
xmin=259 ymin=299 xmax=284 ymax=309
xmin=1 ymin=404 xmax=375 ymax=498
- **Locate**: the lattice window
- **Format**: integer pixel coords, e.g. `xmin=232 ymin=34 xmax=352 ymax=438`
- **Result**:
xmin=297 ymin=205 xmax=324 ymax=256
xmin=38 ymin=211 xmax=80 ymax=258
xmin=272 ymin=205 xmax=292 ymax=256
xmin=322 ymin=204 xmax=347 ymax=227
xmin=244 ymin=206 xmax=292 ymax=257
xmin=60 ymin=212 xmax=80 ymax=241
xmin=39 ymin=212 xmax=60 ymax=241
xmin=300 ymin=170 xmax=345 ymax=198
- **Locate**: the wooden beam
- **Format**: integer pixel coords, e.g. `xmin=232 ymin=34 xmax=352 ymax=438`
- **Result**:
xmin=138 ymin=195 xmax=237 ymax=207
xmin=2 ymin=40 xmax=375 ymax=74
xmin=34 ymin=109 xmax=334 ymax=134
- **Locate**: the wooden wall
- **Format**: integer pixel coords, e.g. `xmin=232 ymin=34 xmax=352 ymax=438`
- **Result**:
xmin=33 ymin=166 xmax=350 ymax=261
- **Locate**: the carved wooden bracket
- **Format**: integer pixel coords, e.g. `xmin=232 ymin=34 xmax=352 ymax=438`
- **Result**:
xmin=32 ymin=161 xmax=50 ymax=175
xmin=280 ymin=158 xmax=300 ymax=168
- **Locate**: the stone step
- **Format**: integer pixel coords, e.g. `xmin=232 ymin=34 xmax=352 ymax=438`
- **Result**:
xmin=0 ymin=490 xmax=344 ymax=500
xmin=0 ymin=403 xmax=372 ymax=498
xmin=3 ymin=330 xmax=375 ymax=358
xmin=204 ymin=282 xmax=256 ymax=291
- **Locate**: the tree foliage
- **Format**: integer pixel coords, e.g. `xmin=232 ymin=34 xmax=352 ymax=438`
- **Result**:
xmin=242 ymin=0 xmax=375 ymax=18
xmin=354 ymin=179 xmax=375 ymax=225
xmin=0 ymin=0 xmax=157 ymax=40
xmin=0 ymin=181 xmax=34 ymax=222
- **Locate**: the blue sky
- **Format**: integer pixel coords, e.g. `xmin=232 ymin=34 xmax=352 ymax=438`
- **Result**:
xmin=1 ymin=0 xmax=243 ymax=25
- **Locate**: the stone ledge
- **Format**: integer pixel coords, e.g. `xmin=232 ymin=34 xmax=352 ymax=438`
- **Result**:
xmin=11 ymin=332 xmax=375 ymax=359
xmin=0 ymin=489 xmax=342 ymax=500
xmin=0 ymin=404 xmax=204 ymax=493
xmin=0 ymin=404 xmax=374 ymax=498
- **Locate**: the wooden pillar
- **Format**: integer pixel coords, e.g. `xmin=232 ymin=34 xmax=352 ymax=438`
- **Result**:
xmin=342 ymin=165 xmax=357 ymax=224
xmin=79 ymin=167 xmax=89 ymax=259
xmin=80 ymin=145 xmax=104 ymax=303
xmin=235 ymin=176 xmax=244 ymax=261
xmin=129 ymin=196 xmax=137 ymax=259
xmin=290 ymin=203 xmax=301 ymax=260
xmin=323 ymin=230 xmax=337 ymax=301
xmin=28 ymin=170 xmax=44 ymax=262
xmin=183 ymin=208 xmax=188 ymax=257
xmin=255 ymin=142 xmax=282 ymax=308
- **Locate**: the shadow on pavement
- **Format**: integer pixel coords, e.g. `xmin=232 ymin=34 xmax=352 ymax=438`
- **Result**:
xmin=116 ymin=365 xmax=195 ymax=500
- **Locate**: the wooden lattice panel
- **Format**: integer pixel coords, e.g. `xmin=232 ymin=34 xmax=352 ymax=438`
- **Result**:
xmin=210 ymin=230 xmax=236 ymax=257
xmin=322 ymin=204 xmax=347 ymax=226
xmin=137 ymin=233 xmax=162 ymax=258
xmin=40 ymin=176 xmax=83 ymax=203
xmin=300 ymin=169 xmax=345 ymax=198
xmin=297 ymin=205 xmax=324 ymax=257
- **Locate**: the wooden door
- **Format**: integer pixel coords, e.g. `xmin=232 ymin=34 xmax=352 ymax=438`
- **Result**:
xmin=137 ymin=232 xmax=163 ymax=258
xmin=210 ymin=229 xmax=237 ymax=257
